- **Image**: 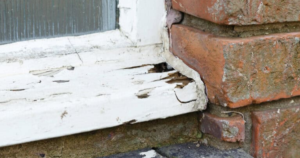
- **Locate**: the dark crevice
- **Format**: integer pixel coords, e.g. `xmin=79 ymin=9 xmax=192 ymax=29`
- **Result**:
xmin=123 ymin=64 xmax=151 ymax=70
xmin=123 ymin=63 xmax=174 ymax=73
xmin=148 ymin=63 xmax=174 ymax=73
xmin=152 ymin=147 xmax=170 ymax=158
xmin=181 ymin=13 xmax=300 ymax=38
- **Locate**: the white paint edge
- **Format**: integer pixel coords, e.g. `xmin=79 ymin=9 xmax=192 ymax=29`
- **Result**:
xmin=161 ymin=16 xmax=208 ymax=110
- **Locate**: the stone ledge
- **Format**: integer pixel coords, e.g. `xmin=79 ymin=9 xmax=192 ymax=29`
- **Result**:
xmin=156 ymin=142 xmax=252 ymax=158
xmin=102 ymin=142 xmax=252 ymax=158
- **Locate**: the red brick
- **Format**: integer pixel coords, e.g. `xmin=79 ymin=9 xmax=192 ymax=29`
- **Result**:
xmin=172 ymin=0 xmax=300 ymax=25
xmin=200 ymin=113 xmax=245 ymax=142
xmin=170 ymin=25 xmax=300 ymax=108
xmin=252 ymin=106 xmax=300 ymax=158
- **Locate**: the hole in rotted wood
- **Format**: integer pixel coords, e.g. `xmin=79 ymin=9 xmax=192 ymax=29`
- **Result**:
xmin=148 ymin=63 xmax=174 ymax=73
xmin=166 ymin=72 xmax=193 ymax=87
xmin=122 ymin=63 xmax=174 ymax=73
xmin=155 ymin=71 xmax=194 ymax=89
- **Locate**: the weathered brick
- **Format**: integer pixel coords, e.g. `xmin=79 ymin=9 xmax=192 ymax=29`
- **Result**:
xmin=201 ymin=113 xmax=245 ymax=143
xmin=172 ymin=0 xmax=300 ymax=25
xmin=252 ymin=106 xmax=300 ymax=158
xmin=171 ymin=25 xmax=300 ymax=108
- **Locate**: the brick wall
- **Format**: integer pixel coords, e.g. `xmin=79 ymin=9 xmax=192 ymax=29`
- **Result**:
xmin=169 ymin=0 xmax=300 ymax=157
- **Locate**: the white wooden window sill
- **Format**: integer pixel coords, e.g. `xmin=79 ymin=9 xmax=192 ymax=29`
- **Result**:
xmin=0 ymin=0 xmax=207 ymax=147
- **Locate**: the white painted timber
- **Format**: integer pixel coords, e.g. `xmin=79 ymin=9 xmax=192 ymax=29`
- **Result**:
xmin=0 ymin=30 xmax=132 ymax=63
xmin=0 ymin=0 xmax=208 ymax=147
xmin=0 ymin=43 xmax=205 ymax=147
xmin=118 ymin=0 xmax=166 ymax=46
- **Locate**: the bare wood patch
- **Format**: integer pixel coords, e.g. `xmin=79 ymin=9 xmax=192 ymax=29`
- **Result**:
xmin=136 ymin=88 xmax=156 ymax=99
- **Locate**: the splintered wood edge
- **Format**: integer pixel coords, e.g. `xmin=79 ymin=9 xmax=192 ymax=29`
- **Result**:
xmin=0 ymin=43 xmax=205 ymax=147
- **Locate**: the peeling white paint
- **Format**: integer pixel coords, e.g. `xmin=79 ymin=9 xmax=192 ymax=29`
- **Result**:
xmin=161 ymin=17 xmax=208 ymax=110
xmin=0 ymin=44 xmax=202 ymax=147
xmin=0 ymin=0 xmax=207 ymax=147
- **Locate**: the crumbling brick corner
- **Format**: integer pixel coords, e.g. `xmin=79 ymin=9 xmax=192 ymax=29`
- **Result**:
xmin=169 ymin=0 xmax=300 ymax=157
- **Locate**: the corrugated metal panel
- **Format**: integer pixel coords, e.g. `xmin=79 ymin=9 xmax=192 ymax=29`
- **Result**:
xmin=0 ymin=0 xmax=117 ymax=45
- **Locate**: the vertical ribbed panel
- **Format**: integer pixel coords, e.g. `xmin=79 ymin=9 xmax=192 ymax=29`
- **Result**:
xmin=0 ymin=0 xmax=117 ymax=44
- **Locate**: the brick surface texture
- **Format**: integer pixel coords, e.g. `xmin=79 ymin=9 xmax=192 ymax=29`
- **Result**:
xmin=171 ymin=25 xmax=300 ymax=108
xmin=201 ymin=113 xmax=245 ymax=142
xmin=171 ymin=0 xmax=300 ymax=157
xmin=252 ymin=106 xmax=300 ymax=158
xmin=172 ymin=0 xmax=300 ymax=25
